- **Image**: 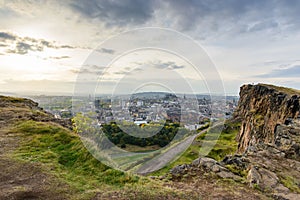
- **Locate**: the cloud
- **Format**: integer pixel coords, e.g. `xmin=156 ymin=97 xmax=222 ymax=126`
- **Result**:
xmin=160 ymin=0 xmax=300 ymax=33
xmin=7 ymin=42 xmax=34 ymax=54
xmin=0 ymin=31 xmax=76 ymax=55
xmin=96 ymin=47 xmax=115 ymax=54
xmin=6 ymin=41 xmax=45 ymax=55
xmin=68 ymin=0 xmax=300 ymax=39
xmin=70 ymin=0 xmax=155 ymax=27
xmin=0 ymin=43 xmax=8 ymax=47
xmin=0 ymin=32 xmax=16 ymax=40
xmin=114 ymin=71 xmax=131 ymax=75
xmin=154 ymin=61 xmax=185 ymax=70
xmin=70 ymin=65 xmax=106 ymax=74
xmin=49 ymin=56 xmax=70 ymax=60
xmin=255 ymin=65 xmax=300 ymax=78
xmin=247 ymin=20 xmax=279 ymax=32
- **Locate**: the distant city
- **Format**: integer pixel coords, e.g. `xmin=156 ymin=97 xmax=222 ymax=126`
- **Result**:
xmin=30 ymin=92 xmax=238 ymax=131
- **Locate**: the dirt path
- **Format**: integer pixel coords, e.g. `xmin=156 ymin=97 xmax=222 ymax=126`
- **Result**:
xmin=0 ymin=124 xmax=70 ymax=200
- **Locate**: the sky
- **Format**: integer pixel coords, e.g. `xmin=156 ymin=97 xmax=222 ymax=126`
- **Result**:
xmin=1 ymin=0 xmax=300 ymax=96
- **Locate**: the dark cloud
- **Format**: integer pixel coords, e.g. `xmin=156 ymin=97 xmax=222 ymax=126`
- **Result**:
xmin=6 ymin=41 xmax=44 ymax=55
xmin=69 ymin=0 xmax=300 ymax=37
xmin=96 ymin=47 xmax=115 ymax=54
xmin=0 ymin=43 xmax=8 ymax=47
xmin=113 ymin=66 xmax=144 ymax=75
xmin=112 ymin=62 xmax=184 ymax=75
xmin=70 ymin=0 xmax=155 ymax=26
xmin=7 ymin=42 xmax=33 ymax=54
xmin=114 ymin=70 xmax=131 ymax=75
xmin=0 ymin=31 xmax=75 ymax=55
xmin=70 ymin=65 xmax=106 ymax=74
xmin=160 ymin=0 xmax=276 ymax=32
xmin=49 ymin=56 xmax=70 ymax=60
xmin=0 ymin=32 xmax=16 ymax=40
xmin=60 ymin=45 xmax=75 ymax=49
xmin=154 ymin=61 xmax=185 ymax=70
xmin=255 ymin=65 xmax=300 ymax=78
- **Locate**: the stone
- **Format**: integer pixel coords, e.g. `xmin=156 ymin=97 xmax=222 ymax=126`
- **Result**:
xmin=222 ymin=155 xmax=249 ymax=169
xmin=170 ymin=164 xmax=189 ymax=176
xmin=216 ymin=170 xmax=241 ymax=181
xmin=247 ymin=166 xmax=261 ymax=186
xmin=199 ymin=157 xmax=217 ymax=169
xmin=247 ymin=166 xmax=280 ymax=191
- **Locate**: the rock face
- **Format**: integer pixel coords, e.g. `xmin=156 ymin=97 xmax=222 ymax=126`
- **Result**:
xmin=234 ymin=84 xmax=300 ymax=153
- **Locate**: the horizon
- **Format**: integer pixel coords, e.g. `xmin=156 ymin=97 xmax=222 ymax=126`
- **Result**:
xmin=1 ymin=81 xmax=297 ymax=97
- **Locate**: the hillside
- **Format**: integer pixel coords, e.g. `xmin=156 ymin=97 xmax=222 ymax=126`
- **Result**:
xmin=0 ymin=96 xmax=196 ymax=199
xmin=0 ymin=95 xmax=268 ymax=199
xmin=1 ymin=83 xmax=300 ymax=199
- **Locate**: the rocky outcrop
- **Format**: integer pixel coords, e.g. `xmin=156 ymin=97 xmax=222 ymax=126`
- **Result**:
xmin=169 ymin=84 xmax=300 ymax=199
xmin=169 ymin=157 xmax=242 ymax=181
xmin=234 ymin=84 xmax=300 ymax=154
xmin=0 ymin=96 xmax=72 ymax=129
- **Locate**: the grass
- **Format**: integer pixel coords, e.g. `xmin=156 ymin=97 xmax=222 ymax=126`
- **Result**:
xmin=150 ymin=121 xmax=241 ymax=176
xmin=199 ymin=121 xmax=240 ymax=161
xmin=280 ymin=175 xmax=300 ymax=193
xmin=225 ymin=164 xmax=248 ymax=178
xmin=258 ymin=83 xmax=300 ymax=96
xmin=13 ymin=121 xmax=137 ymax=187
xmin=0 ymin=95 xmax=27 ymax=103
xmin=11 ymin=120 xmax=198 ymax=199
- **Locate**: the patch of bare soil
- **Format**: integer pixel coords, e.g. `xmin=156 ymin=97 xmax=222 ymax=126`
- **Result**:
xmin=0 ymin=125 xmax=70 ymax=200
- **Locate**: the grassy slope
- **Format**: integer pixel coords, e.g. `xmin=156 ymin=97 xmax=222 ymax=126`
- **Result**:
xmin=11 ymin=120 xmax=197 ymax=199
xmin=1 ymin=95 xmax=271 ymax=199
xmin=150 ymin=121 xmax=240 ymax=176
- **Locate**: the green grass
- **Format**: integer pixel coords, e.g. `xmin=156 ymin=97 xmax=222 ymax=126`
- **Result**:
xmin=280 ymin=175 xmax=300 ymax=193
xmin=150 ymin=121 xmax=241 ymax=176
xmin=225 ymin=164 xmax=248 ymax=178
xmin=0 ymin=95 xmax=27 ymax=102
xmin=13 ymin=121 xmax=138 ymax=187
xmin=199 ymin=121 xmax=240 ymax=161
xmin=11 ymin=120 xmax=197 ymax=199
xmin=259 ymin=83 xmax=300 ymax=96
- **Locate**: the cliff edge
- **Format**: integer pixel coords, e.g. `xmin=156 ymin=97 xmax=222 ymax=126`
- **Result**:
xmin=169 ymin=84 xmax=300 ymax=200
xmin=234 ymin=84 xmax=300 ymax=159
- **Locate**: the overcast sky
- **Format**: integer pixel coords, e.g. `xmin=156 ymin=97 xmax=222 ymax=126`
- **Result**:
xmin=1 ymin=0 xmax=300 ymax=95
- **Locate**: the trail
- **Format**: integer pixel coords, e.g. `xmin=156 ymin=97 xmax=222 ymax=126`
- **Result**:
xmin=135 ymin=129 xmax=207 ymax=175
